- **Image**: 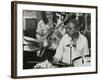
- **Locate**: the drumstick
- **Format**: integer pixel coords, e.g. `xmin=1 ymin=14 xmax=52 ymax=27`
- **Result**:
xmin=82 ymin=57 xmax=84 ymax=64
xmin=39 ymin=47 xmax=46 ymax=57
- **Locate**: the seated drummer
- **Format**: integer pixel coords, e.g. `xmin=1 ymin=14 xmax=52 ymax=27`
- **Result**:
xmin=53 ymin=19 xmax=89 ymax=66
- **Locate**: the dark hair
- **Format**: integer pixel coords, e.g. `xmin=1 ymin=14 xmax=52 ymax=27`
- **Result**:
xmin=41 ymin=11 xmax=48 ymax=25
xmin=68 ymin=19 xmax=80 ymax=30
xmin=41 ymin=11 xmax=57 ymax=27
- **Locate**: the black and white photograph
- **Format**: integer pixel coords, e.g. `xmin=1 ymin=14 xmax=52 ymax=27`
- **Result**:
xmin=23 ymin=11 xmax=91 ymax=69
xmin=11 ymin=1 xmax=97 ymax=78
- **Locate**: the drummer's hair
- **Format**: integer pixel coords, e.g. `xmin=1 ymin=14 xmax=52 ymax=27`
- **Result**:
xmin=41 ymin=11 xmax=57 ymax=26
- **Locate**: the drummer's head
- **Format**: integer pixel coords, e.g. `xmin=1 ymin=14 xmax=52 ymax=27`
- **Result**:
xmin=66 ymin=19 xmax=80 ymax=37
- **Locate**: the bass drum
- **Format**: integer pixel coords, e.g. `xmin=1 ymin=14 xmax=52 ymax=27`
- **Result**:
xmin=72 ymin=55 xmax=91 ymax=67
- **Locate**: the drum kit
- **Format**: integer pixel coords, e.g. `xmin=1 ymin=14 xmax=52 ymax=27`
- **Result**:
xmin=33 ymin=56 xmax=91 ymax=69
xmin=23 ymin=36 xmax=91 ymax=69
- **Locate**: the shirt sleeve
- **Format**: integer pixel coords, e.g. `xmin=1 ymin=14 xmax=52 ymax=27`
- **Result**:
xmin=83 ymin=38 xmax=89 ymax=56
xmin=36 ymin=21 xmax=43 ymax=35
xmin=54 ymin=35 xmax=65 ymax=62
xmin=36 ymin=20 xmax=44 ymax=41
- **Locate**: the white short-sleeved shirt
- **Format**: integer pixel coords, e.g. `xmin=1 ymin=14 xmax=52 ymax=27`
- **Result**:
xmin=54 ymin=33 xmax=89 ymax=64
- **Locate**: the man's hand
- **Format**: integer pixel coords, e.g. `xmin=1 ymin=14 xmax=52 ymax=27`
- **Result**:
xmin=52 ymin=57 xmax=60 ymax=64
xmin=43 ymin=38 xmax=49 ymax=47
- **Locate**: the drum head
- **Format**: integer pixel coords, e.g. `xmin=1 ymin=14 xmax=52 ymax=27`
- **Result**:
xmin=73 ymin=56 xmax=91 ymax=67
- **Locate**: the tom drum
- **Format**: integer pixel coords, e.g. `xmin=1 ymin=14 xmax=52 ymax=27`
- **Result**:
xmin=72 ymin=55 xmax=91 ymax=67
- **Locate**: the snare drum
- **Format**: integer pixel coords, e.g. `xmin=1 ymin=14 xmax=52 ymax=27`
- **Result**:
xmin=72 ymin=55 xmax=91 ymax=67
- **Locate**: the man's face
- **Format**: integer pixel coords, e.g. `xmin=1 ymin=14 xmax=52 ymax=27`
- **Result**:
xmin=67 ymin=22 xmax=76 ymax=37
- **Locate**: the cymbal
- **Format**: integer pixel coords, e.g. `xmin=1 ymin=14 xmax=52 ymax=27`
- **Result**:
xmin=24 ymin=36 xmax=39 ymax=43
xmin=24 ymin=36 xmax=40 ymax=45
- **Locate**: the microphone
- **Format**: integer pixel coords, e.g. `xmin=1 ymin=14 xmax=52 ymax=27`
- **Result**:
xmin=66 ymin=43 xmax=76 ymax=65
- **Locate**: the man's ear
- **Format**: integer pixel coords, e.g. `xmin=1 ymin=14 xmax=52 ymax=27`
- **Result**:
xmin=76 ymin=27 xmax=80 ymax=32
xmin=74 ymin=28 xmax=78 ymax=32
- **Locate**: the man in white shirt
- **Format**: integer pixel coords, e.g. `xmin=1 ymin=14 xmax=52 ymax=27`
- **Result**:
xmin=53 ymin=19 xmax=89 ymax=67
